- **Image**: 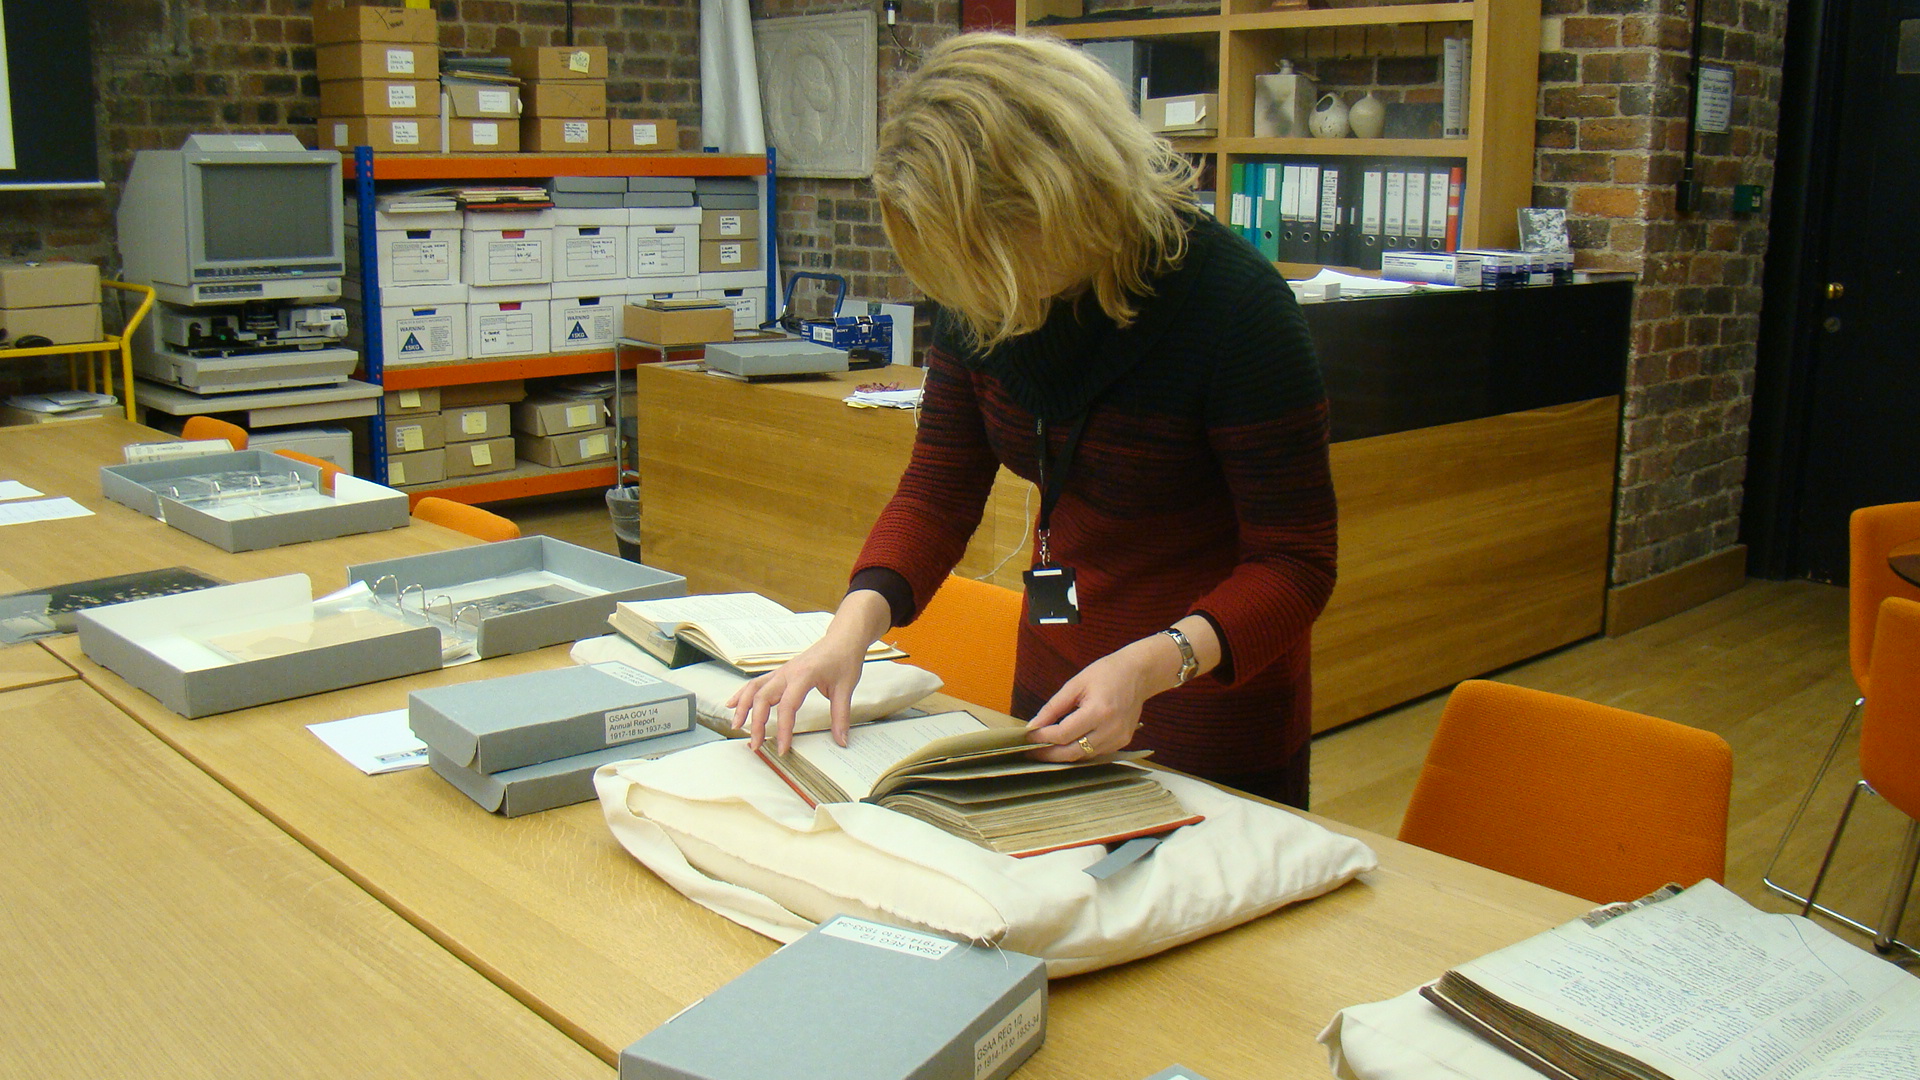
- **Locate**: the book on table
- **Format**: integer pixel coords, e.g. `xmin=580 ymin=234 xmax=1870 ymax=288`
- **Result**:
xmin=1419 ymin=878 xmax=1920 ymax=1080
xmin=756 ymin=709 xmax=1204 ymax=858
xmin=608 ymin=591 xmax=906 ymax=674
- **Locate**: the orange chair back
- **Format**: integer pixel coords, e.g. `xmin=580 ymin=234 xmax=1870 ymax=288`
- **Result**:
xmin=1862 ymin=598 xmax=1920 ymax=819
xmin=880 ymin=575 xmax=1023 ymax=714
xmin=272 ymin=449 xmax=344 ymax=493
xmin=182 ymin=415 xmax=248 ymax=450
xmin=1849 ymin=502 xmax=1920 ymax=694
xmin=411 ymin=496 xmax=521 ymax=542
xmin=1399 ymin=680 xmax=1732 ymax=904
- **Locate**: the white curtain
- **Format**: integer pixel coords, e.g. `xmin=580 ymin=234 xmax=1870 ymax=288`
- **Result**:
xmin=700 ymin=0 xmax=767 ymax=155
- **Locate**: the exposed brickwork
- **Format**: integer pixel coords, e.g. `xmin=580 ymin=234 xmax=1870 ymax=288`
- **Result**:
xmin=1536 ymin=0 xmax=1784 ymax=584
xmin=0 ymin=0 xmax=1786 ymax=589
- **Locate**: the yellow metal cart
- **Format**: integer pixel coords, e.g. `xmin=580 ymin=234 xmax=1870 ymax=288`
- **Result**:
xmin=0 ymin=280 xmax=154 ymax=421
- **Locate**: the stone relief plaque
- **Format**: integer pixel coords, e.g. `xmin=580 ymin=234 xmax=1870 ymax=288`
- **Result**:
xmin=752 ymin=10 xmax=877 ymax=179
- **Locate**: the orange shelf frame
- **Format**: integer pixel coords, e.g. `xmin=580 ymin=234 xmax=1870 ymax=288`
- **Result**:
xmin=376 ymin=350 xmax=639 ymax=391
xmin=402 ymin=464 xmax=619 ymax=507
xmin=345 ymin=153 xmax=765 ymax=181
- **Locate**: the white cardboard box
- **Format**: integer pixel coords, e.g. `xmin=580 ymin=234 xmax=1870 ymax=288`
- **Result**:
xmin=549 ymin=292 xmax=622 ymax=352
xmin=468 ymin=292 xmax=551 ymax=357
xmin=355 ymin=282 xmax=469 ymax=367
xmin=628 ymin=221 xmax=700 ymax=279
xmin=74 ymin=574 xmax=442 ymax=719
xmin=552 ymin=217 xmax=628 ymax=282
xmin=462 ymin=210 xmax=552 ymax=286
xmin=698 ymin=286 xmax=766 ymax=331
xmin=347 ymin=221 xmax=462 ymax=287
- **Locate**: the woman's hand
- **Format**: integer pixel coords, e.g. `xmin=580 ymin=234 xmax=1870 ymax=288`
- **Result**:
xmin=1024 ymin=617 xmax=1219 ymax=761
xmin=726 ymin=590 xmax=893 ymax=754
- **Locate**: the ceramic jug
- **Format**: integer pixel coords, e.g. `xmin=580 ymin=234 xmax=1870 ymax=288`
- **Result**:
xmin=1253 ymin=60 xmax=1317 ymax=138
xmin=1309 ymin=92 xmax=1350 ymax=139
xmin=1348 ymin=91 xmax=1386 ymax=139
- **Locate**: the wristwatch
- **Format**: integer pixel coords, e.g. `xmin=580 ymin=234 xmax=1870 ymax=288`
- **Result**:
xmin=1161 ymin=627 xmax=1199 ymax=685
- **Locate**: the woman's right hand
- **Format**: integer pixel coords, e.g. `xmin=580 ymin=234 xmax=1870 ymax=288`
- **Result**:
xmin=726 ymin=589 xmax=893 ymax=754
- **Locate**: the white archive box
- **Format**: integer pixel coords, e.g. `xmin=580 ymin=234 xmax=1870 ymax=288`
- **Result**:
xmin=345 ymin=205 xmax=464 ymax=287
xmin=548 ymin=291 xmax=622 ymax=352
xmin=552 ymin=209 xmax=628 ymax=282
xmin=698 ymin=269 xmax=764 ymax=291
xmin=352 ymin=282 xmax=468 ymax=367
xmin=699 ymin=286 xmax=766 ymax=330
xmin=462 ymin=209 xmax=552 ymax=286
xmin=627 ymin=207 xmax=701 ymax=279
xmin=75 ymin=574 xmax=443 ymax=719
xmin=468 ymin=284 xmax=551 ymax=358
xmin=100 ymin=449 xmax=411 ymax=553
xmin=623 ymin=276 xmax=701 ymax=307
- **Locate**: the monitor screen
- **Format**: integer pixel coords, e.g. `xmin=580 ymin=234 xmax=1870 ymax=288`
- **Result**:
xmin=199 ymin=163 xmax=337 ymax=262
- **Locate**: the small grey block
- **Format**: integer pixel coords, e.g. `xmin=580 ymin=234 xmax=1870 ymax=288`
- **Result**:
xmin=551 ymin=176 xmax=628 ymax=194
xmin=696 ymin=194 xmax=760 ymax=209
xmin=409 ymin=661 xmax=695 ymax=773
xmin=627 ymin=176 xmax=698 ymax=193
xmin=552 ymin=191 xmax=627 ymax=209
xmin=624 ymin=192 xmax=697 ymax=208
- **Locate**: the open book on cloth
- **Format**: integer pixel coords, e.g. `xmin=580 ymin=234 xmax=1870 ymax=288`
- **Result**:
xmin=609 ymin=591 xmax=905 ymax=674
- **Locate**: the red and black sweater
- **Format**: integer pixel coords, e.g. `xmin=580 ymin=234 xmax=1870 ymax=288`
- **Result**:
xmin=853 ymin=213 xmax=1338 ymax=780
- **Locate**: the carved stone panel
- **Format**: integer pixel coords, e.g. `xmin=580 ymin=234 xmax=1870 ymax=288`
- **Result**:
xmin=752 ymin=10 xmax=877 ymax=179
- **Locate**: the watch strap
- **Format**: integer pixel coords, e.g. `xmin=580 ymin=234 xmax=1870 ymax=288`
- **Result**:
xmin=1162 ymin=627 xmax=1199 ymax=685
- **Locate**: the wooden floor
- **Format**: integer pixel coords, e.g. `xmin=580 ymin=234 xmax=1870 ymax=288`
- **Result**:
xmin=502 ymin=492 xmax=1916 ymax=950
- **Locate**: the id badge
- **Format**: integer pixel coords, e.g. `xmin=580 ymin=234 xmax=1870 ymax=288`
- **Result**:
xmin=1023 ymin=565 xmax=1080 ymax=625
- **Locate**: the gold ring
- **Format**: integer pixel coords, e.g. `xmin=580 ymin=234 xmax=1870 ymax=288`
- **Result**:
xmin=1077 ymin=736 xmax=1097 ymax=758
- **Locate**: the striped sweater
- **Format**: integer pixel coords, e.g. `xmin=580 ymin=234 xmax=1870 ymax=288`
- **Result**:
xmin=853 ymin=213 xmax=1338 ymax=779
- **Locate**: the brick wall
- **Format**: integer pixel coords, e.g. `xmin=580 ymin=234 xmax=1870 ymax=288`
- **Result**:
xmin=1535 ymin=0 xmax=1784 ymax=585
xmin=1 ymin=0 xmax=1787 ymax=589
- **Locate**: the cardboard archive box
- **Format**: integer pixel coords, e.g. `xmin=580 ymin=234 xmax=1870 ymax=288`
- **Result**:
xmin=463 ymin=210 xmax=552 ymax=286
xmin=317 ymin=42 xmax=439 ymax=81
xmin=1143 ymin=92 xmax=1219 ymax=136
xmin=513 ymin=394 xmax=606 ymax=436
xmin=621 ymin=301 xmax=734 ymax=347
xmin=345 ymin=208 xmax=463 ymax=286
xmin=468 ymin=287 xmax=551 ymax=358
xmin=552 ymin=211 xmax=627 ymax=282
xmin=699 ymin=208 xmax=759 ymax=240
xmin=612 ymin=118 xmax=677 ymax=151
xmin=0 ymin=261 xmax=103 ymax=346
xmin=312 ymin=4 xmax=436 ymax=45
xmin=319 ymin=116 xmax=440 ymax=153
xmin=384 ymin=386 xmax=442 ymax=417
xmin=523 ymin=81 xmax=607 ymax=117
xmin=353 ymin=282 xmax=468 ymax=368
xmin=443 ymin=402 xmax=511 ymax=442
xmin=320 ymin=78 xmax=438 ymax=116
xmin=384 ymin=448 xmax=446 ymax=487
xmin=439 ymin=379 xmax=526 ymax=407
xmin=504 ymin=46 xmax=607 ymax=81
xmin=515 ymin=427 xmax=613 ymax=467
xmin=2 ymin=304 xmax=103 ymax=346
xmin=522 ymin=118 xmax=609 ymax=152
xmin=627 ymin=208 xmax=701 ymax=279
xmin=386 ymin=411 xmax=446 ymax=454
xmin=699 ymin=238 xmax=761 ymax=273
xmin=442 ymin=436 xmax=516 ymax=478
xmin=549 ymin=292 xmax=621 ymax=353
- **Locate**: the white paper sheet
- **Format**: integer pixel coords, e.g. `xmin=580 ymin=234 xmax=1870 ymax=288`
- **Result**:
xmin=0 ymin=480 xmax=44 ymax=501
xmin=0 ymin=497 xmax=92 ymax=525
xmin=307 ymin=709 xmax=428 ymax=774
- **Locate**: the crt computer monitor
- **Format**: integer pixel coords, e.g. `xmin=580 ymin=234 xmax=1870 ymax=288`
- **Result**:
xmin=118 ymin=134 xmax=345 ymax=306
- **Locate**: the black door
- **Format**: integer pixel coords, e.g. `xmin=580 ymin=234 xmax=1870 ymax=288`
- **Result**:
xmin=1747 ymin=0 xmax=1920 ymax=583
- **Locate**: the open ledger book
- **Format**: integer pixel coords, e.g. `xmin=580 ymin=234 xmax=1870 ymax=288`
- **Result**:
xmin=609 ymin=592 xmax=906 ymax=674
xmin=757 ymin=710 xmax=1203 ymax=858
xmin=1420 ymin=879 xmax=1920 ymax=1080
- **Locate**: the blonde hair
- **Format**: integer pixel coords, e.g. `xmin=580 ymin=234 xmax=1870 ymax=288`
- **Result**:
xmin=872 ymin=32 xmax=1199 ymax=351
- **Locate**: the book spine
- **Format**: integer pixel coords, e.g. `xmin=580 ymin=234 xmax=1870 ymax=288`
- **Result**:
xmin=1443 ymin=38 xmax=1470 ymax=139
xmin=1444 ymin=165 xmax=1465 ymax=252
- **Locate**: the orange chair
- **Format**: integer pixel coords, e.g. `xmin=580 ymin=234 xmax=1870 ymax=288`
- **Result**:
xmin=272 ymin=449 xmax=344 ymax=493
xmin=880 ymin=574 xmax=1023 ymax=714
xmin=411 ymin=496 xmax=521 ymax=542
xmin=182 ymin=414 xmax=248 ymax=450
xmin=1765 ymin=501 xmax=1920 ymax=925
xmin=1801 ymin=597 xmax=1920 ymax=955
xmin=1399 ymin=680 xmax=1732 ymax=904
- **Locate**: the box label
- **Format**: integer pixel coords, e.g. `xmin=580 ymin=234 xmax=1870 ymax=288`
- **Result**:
xmin=461 ymin=410 xmax=488 ymax=435
xmin=385 ymin=48 xmax=416 ymax=75
xmin=1166 ymin=99 xmax=1201 ymax=126
xmin=567 ymin=49 xmax=592 ymax=74
xmin=397 ymin=424 xmax=425 ymax=452
xmin=564 ymin=403 xmax=597 ymax=428
xmin=399 ymin=390 xmax=421 ymax=408
xmin=818 ymin=918 xmax=957 ymax=959
xmin=486 ymin=239 xmax=545 ymax=280
xmin=563 ymin=120 xmax=589 ymax=143
xmin=975 ymin=989 xmax=1044 ymax=1080
xmin=391 ymin=238 xmax=452 ymax=282
xmin=469 ymin=443 xmax=493 ymax=467
xmin=387 ymin=84 xmax=418 ymax=109
xmin=560 ymin=304 xmax=616 ymax=345
xmin=716 ymin=242 xmax=743 ymax=264
xmin=333 ymin=122 xmax=349 ymax=146
xmin=477 ymin=89 xmax=512 ymax=114
xmin=630 ymin=122 xmax=657 ymax=146
xmin=592 ymin=662 xmax=660 ymax=687
xmin=631 ymin=236 xmax=690 ymax=274
xmin=477 ymin=311 xmax=536 ymax=353
xmin=715 ymin=213 xmax=743 ymax=236
xmin=605 ymin=701 xmax=683 ymax=744
xmin=471 ymin=121 xmax=499 ymax=146
xmin=391 ymin=120 xmax=420 ymax=146
xmin=563 ymin=235 xmax=620 ymax=278
xmin=389 ymin=460 xmax=409 ymax=485
xmin=578 ymin=432 xmax=609 ymax=458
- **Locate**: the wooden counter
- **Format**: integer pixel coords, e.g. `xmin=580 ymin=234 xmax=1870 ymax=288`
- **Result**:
xmin=632 ymin=283 xmax=1631 ymax=732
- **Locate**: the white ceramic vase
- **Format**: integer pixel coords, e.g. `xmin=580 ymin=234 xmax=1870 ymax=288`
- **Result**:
xmin=1309 ymin=92 xmax=1350 ymax=139
xmin=1348 ymin=91 xmax=1386 ymax=139
xmin=1252 ymin=59 xmax=1317 ymax=138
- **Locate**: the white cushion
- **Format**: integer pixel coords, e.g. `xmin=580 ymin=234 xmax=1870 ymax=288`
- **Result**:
xmin=570 ymin=634 xmax=944 ymax=734
xmin=593 ymin=737 xmax=1378 ymax=977
xmin=1319 ymin=987 xmax=1541 ymax=1080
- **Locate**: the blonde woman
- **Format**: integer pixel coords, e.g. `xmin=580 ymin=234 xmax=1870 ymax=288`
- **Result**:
xmin=731 ymin=32 xmax=1336 ymax=808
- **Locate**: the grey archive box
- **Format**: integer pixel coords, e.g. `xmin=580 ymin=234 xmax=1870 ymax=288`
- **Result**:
xmin=346 ymin=535 xmax=686 ymax=658
xmin=428 ymin=724 xmax=724 ymax=816
xmin=702 ymin=339 xmax=847 ymax=379
xmin=621 ymin=915 xmax=1047 ymax=1080
xmin=409 ymin=660 xmax=696 ymax=773
xmin=100 ymin=449 xmax=410 ymax=553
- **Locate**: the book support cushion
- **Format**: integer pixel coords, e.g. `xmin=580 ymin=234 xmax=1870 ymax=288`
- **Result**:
xmin=592 ymin=738 xmax=1378 ymax=977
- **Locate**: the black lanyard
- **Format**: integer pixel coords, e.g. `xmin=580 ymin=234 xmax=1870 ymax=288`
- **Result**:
xmin=1033 ymin=412 xmax=1091 ymax=566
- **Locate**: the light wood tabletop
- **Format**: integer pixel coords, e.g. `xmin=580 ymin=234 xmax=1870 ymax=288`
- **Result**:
xmin=0 ymin=641 xmax=75 ymax=691
xmin=47 ymin=635 xmax=1589 ymax=1078
xmin=0 ymin=417 xmax=475 ymax=597
xmin=0 ymin=677 xmax=612 ymax=1080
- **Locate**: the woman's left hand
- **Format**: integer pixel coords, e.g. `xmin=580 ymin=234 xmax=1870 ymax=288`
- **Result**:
xmin=1023 ymin=638 xmax=1164 ymax=761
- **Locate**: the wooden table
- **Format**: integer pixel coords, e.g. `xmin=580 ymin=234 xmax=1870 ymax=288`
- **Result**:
xmin=0 ymin=678 xmax=611 ymax=1080
xmin=48 ymin=634 xmax=1589 ymax=1078
xmin=0 ymin=641 xmax=75 ymax=691
xmin=0 ymin=417 xmax=473 ymax=597
xmin=1890 ymin=538 xmax=1920 ymax=587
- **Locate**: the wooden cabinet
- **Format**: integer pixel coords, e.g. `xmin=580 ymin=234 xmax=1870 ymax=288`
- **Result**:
xmin=1017 ymin=0 xmax=1540 ymax=276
